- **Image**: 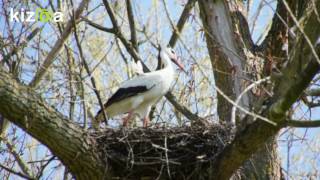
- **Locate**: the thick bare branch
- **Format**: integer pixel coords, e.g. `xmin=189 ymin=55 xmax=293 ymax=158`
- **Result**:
xmin=259 ymin=0 xmax=290 ymax=56
xmin=0 ymin=27 xmax=41 ymax=144
xmin=306 ymin=88 xmax=320 ymax=96
xmin=168 ymin=0 xmax=197 ymax=47
xmin=125 ymin=0 xmax=138 ymax=50
xmin=211 ymin=53 xmax=320 ymax=180
xmin=208 ymin=0 xmax=320 ymax=177
xmin=0 ymin=68 xmax=108 ymax=179
xmin=285 ymin=119 xmax=320 ymax=128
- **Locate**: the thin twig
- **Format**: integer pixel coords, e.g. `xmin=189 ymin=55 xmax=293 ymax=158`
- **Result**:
xmin=81 ymin=17 xmax=114 ymax=33
xmin=164 ymin=125 xmax=171 ymax=179
xmin=1 ymin=27 xmax=40 ymax=67
xmin=0 ymin=164 xmax=34 ymax=180
xmin=36 ymin=156 xmax=56 ymax=179
xmin=231 ymin=77 xmax=271 ymax=125
xmin=29 ymin=0 xmax=89 ymax=88
xmin=1 ymin=138 xmax=34 ymax=178
xmin=79 ymin=70 xmax=89 ymax=128
xmin=277 ymin=0 xmax=320 ymax=64
xmin=73 ymin=16 xmax=108 ymax=125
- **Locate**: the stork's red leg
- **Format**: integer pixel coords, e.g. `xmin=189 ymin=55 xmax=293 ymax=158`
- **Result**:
xmin=122 ymin=111 xmax=133 ymax=127
xmin=143 ymin=116 xmax=150 ymax=128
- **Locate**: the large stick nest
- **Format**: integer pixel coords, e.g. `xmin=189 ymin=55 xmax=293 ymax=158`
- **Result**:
xmin=93 ymin=124 xmax=233 ymax=179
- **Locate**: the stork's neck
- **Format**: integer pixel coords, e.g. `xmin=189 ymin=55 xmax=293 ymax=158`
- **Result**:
xmin=159 ymin=51 xmax=173 ymax=70
xmin=157 ymin=51 xmax=175 ymax=81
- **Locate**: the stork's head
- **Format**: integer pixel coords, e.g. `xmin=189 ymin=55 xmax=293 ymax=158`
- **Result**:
xmin=160 ymin=45 xmax=185 ymax=72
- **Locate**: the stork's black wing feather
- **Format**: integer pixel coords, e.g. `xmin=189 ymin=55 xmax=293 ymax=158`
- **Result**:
xmin=105 ymin=86 xmax=149 ymax=108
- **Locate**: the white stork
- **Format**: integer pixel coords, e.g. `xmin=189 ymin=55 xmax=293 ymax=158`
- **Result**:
xmin=95 ymin=46 xmax=184 ymax=127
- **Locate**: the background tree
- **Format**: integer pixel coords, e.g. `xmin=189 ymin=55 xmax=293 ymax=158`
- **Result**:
xmin=0 ymin=0 xmax=320 ymax=179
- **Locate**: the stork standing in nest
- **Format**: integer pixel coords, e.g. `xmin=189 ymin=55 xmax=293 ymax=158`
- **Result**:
xmin=95 ymin=46 xmax=185 ymax=127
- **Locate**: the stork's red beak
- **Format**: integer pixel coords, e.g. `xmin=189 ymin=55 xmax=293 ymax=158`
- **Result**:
xmin=171 ymin=54 xmax=186 ymax=73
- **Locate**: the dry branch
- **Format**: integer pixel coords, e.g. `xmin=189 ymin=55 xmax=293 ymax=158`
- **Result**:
xmin=168 ymin=0 xmax=197 ymax=47
xmin=125 ymin=0 xmax=138 ymax=50
xmin=285 ymin=120 xmax=320 ymax=128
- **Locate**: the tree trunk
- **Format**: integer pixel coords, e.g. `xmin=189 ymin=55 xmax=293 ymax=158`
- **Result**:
xmin=199 ymin=0 xmax=320 ymax=179
xmin=198 ymin=0 xmax=282 ymax=179
xmin=198 ymin=0 xmax=250 ymax=124
xmin=240 ymin=138 xmax=282 ymax=180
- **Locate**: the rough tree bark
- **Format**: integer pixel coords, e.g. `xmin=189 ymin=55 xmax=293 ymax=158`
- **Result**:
xmin=198 ymin=0 xmax=319 ymax=179
xmin=198 ymin=0 xmax=250 ymax=125
xmin=0 ymin=68 xmax=109 ymax=179
xmin=198 ymin=1 xmax=279 ymax=179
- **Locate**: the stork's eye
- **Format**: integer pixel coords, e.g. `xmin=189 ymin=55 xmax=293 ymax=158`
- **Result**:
xmin=170 ymin=49 xmax=175 ymax=54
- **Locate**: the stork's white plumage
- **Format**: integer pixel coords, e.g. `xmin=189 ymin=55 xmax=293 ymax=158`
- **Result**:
xmin=96 ymin=46 xmax=184 ymax=127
